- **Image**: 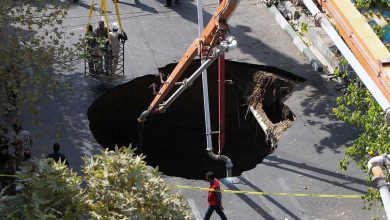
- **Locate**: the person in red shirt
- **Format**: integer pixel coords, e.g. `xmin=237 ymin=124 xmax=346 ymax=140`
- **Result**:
xmin=204 ymin=171 xmax=227 ymax=220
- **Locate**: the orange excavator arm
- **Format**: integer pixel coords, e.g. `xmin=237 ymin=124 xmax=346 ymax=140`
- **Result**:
xmin=138 ymin=0 xmax=240 ymax=122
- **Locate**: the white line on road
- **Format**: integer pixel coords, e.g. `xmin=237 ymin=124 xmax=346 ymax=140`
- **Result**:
xmin=278 ymin=178 xmax=308 ymax=220
xmin=187 ymin=198 xmax=202 ymax=220
xmin=71 ymin=27 xmax=84 ymax=31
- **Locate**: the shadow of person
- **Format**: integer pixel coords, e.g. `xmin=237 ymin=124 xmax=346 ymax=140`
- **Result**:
xmin=117 ymin=0 xmax=158 ymax=14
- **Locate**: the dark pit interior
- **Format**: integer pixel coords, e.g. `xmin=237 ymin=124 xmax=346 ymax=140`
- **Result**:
xmin=87 ymin=60 xmax=303 ymax=179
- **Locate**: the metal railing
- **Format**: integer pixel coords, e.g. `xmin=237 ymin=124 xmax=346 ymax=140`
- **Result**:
xmin=84 ymin=41 xmax=125 ymax=79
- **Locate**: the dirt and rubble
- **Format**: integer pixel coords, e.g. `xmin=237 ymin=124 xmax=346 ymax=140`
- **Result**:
xmin=248 ymin=72 xmax=295 ymax=152
xmin=88 ymin=60 xmax=303 ymax=179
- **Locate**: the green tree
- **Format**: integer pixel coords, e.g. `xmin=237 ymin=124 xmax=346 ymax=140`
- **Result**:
xmin=0 ymin=146 xmax=192 ymax=219
xmin=333 ymin=79 xmax=389 ymax=171
xmin=0 ymin=0 xmax=80 ymax=115
xmin=332 ymin=68 xmax=389 ymax=208
xmin=355 ymin=0 xmax=390 ymax=8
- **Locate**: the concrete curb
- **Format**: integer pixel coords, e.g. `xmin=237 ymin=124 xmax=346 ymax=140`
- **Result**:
xmin=268 ymin=5 xmax=323 ymax=72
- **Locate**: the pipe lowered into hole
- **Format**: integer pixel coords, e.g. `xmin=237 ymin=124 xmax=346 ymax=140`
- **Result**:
xmin=137 ymin=38 xmax=238 ymax=177
xmin=207 ymin=150 xmax=233 ymax=177
xmin=87 ymin=60 xmax=298 ymax=179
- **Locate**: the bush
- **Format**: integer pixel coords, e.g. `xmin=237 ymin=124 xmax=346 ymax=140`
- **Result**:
xmin=0 ymin=146 xmax=192 ymax=220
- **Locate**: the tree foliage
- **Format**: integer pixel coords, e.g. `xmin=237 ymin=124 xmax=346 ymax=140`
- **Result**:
xmin=82 ymin=147 xmax=192 ymax=220
xmin=333 ymin=79 xmax=389 ymax=171
xmin=0 ymin=146 xmax=192 ymax=219
xmin=258 ymin=0 xmax=280 ymax=7
xmin=332 ymin=66 xmax=389 ymax=209
xmin=0 ymin=0 xmax=80 ymax=115
xmin=355 ymin=0 xmax=390 ymax=8
xmin=0 ymin=159 xmax=85 ymax=219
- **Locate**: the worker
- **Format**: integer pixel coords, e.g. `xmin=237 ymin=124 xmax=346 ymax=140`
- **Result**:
xmin=47 ymin=143 xmax=69 ymax=166
xmin=95 ymin=20 xmax=109 ymax=75
xmin=204 ymin=171 xmax=227 ymax=220
xmin=108 ymin=22 xmax=128 ymax=75
xmin=165 ymin=0 xmax=180 ymax=7
xmin=11 ymin=123 xmax=32 ymax=164
xmin=85 ymin=24 xmax=98 ymax=75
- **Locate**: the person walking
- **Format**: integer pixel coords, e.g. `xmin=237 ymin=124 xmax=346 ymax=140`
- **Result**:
xmin=204 ymin=171 xmax=227 ymax=220
xmin=47 ymin=143 xmax=69 ymax=166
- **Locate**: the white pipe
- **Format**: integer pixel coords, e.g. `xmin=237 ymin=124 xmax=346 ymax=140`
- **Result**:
xmin=302 ymin=0 xmax=390 ymax=122
xmin=378 ymin=178 xmax=390 ymax=219
xmin=367 ymin=155 xmax=390 ymax=218
xmin=158 ymin=39 xmax=238 ymax=112
xmin=228 ymin=40 xmax=238 ymax=50
xmin=197 ymin=0 xmax=213 ymax=151
xmin=368 ymin=155 xmax=386 ymax=173
xmin=196 ymin=0 xmax=233 ymax=177
xmin=159 ymin=58 xmax=216 ymax=112
xmin=221 ymin=36 xmax=238 ymax=51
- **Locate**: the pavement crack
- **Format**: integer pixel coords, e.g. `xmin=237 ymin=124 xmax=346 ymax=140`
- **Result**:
xmin=139 ymin=21 xmax=158 ymax=70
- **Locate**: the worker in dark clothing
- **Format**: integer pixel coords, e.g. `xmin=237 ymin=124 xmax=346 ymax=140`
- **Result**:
xmin=47 ymin=143 xmax=69 ymax=166
xmin=0 ymin=126 xmax=10 ymax=152
xmin=95 ymin=20 xmax=109 ymax=75
xmin=204 ymin=171 xmax=227 ymax=220
xmin=85 ymin=24 xmax=98 ymax=75
xmin=0 ymin=124 xmax=16 ymax=195
xmin=165 ymin=0 xmax=180 ymax=7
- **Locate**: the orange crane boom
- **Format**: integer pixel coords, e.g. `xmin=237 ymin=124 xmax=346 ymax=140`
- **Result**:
xmin=316 ymin=0 xmax=390 ymax=118
xmin=138 ymin=0 xmax=240 ymax=122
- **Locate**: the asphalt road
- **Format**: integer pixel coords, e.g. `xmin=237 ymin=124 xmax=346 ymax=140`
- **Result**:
xmin=16 ymin=0 xmax=386 ymax=219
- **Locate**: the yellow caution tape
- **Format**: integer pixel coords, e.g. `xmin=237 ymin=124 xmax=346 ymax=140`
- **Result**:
xmin=0 ymin=174 xmax=19 ymax=178
xmin=0 ymin=173 xmax=363 ymax=199
xmin=171 ymin=184 xmax=364 ymax=199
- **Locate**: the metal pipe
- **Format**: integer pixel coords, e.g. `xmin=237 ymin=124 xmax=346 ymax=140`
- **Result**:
xmin=225 ymin=36 xmax=238 ymax=50
xmin=377 ymin=178 xmax=390 ymax=218
xmin=137 ymin=110 xmax=150 ymax=123
xmin=207 ymin=150 xmax=233 ymax=177
xmin=368 ymin=155 xmax=390 ymax=219
xmin=218 ymin=51 xmax=225 ymax=155
xmin=158 ymin=38 xmax=238 ymax=113
xmin=302 ymin=0 xmax=390 ymax=122
xmin=197 ymin=0 xmax=213 ymax=152
xmin=159 ymin=58 xmax=216 ymax=112
xmin=218 ymin=0 xmax=226 ymax=156
xmin=196 ymin=0 xmax=233 ymax=177
xmin=137 ymin=39 xmax=237 ymax=122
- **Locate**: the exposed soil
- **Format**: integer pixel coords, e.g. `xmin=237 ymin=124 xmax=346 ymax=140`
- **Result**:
xmin=248 ymin=72 xmax=296 ymax=152
xmin=87 ymin=60 xmax=303 ymax=179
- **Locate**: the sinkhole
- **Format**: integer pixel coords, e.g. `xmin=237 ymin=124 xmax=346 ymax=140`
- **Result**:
xmin=87 ymin=60 xmax=303 ymax=179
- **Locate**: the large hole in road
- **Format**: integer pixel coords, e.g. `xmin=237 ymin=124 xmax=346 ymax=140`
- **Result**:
xmin=87 ymin=61 xmax=303 ymax=179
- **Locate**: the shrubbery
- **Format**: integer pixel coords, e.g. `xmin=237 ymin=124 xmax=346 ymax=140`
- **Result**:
xmin=0 ymin=146 xmax=192 ymax=220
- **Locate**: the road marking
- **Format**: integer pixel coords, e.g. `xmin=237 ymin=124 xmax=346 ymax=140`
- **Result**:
xmin=278 ymin=178 xmax=308 ymax=220
xmin=187 ymin=198 xmax=202 ymax=220
xmin=71 ymin=27 xmax=84 ymax=31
